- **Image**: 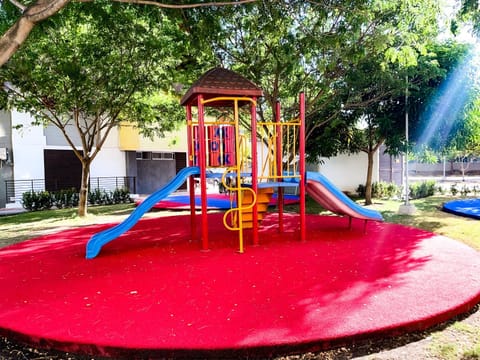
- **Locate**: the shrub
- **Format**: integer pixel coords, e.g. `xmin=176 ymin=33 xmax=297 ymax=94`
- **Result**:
xmin=53 ymin=188 xmax=79 ymax=208
xmin=38 ymin=191 xmax=53 ymax=210
xmin=409 ymin=180 xmax=436 ymax=199
xmin=473 ymin=185 xmax=479 ymax=196
xmin=356 ymin=182 xmax=400 ymax=199
xmin=356 ymin=184 xmax=365 ymax=197
xmin=112 ymin=188 xmax=132 ymax=204
xmin=88 ymin=188 xmax=105 ymax=205
xmin=460 ymin=185 xmax=471 ymax=197
xmin=89 ymin=188 xmax=131 ymax=205
xmin=450 ymin=183 xmax=458 ymax=196
xmin=22 ymin=191 xmax=36 ymax=211
xmin=22 ymin=190 xmax=53 ymax=211
xmin=22 ymin=187 xmax=131 ymax=211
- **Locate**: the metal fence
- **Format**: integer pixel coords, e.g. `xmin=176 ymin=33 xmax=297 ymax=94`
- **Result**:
xmin=5 ymin=176 xmax=136 ymax=204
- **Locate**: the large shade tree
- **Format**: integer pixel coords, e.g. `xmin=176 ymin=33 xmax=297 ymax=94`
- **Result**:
xmin=183 ymin=0 xmax=441 ymax=145
xmin=0 ymin=1 xmax=191 ymax=216
xmin=334 ymin=41 xmax=471 ymax=204
xmin=183 ymin=0 xmax=447 ymax=203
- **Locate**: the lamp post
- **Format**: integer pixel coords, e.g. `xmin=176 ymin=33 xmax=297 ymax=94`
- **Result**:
xmin=399 ymin=74 xmax=416 ymax=215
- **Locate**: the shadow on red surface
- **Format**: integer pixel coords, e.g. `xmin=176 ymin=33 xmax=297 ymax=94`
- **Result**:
xmin=0 ymin=213 xmax=479 ymax=358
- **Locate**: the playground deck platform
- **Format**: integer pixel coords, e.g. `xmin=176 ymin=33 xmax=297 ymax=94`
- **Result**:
xmin=1 ymin=212 xmax=480 ymax=358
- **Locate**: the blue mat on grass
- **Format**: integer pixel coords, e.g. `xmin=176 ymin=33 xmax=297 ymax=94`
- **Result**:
xmin=442 ymin=198 xmax=480 ymax=220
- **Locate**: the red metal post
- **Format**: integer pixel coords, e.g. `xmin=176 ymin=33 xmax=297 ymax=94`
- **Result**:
xmin=198 ymin=95 xmax=209 ymax=251
xmin=186 ymin=105 xmax=196 ymax=240
xmin=251 ymin=97 xmax=259 ymax=246
xmin=299 ymin=92 xmax=306 ymax=242
xmin=275 ymin=101 xmax=284 ymax=232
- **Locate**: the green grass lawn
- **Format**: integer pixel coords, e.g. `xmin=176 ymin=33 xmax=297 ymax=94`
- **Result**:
xmin=373 ymin=196 xmax=480 ymax=251
xmin=0 ymin=203 xmax=137 ymax=248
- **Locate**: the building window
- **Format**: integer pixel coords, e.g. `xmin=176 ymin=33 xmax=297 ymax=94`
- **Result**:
xmin=152 ymin=152 xmax=174 ymax=160
xmin=136 ymin=151 xmax=174 ymax=160
xmin=136 ymin=152 xmax=151 ymax=160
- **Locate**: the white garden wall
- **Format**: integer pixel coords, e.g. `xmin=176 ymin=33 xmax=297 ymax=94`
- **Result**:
xmin=312 ymin=152 xmax=379 ymax=193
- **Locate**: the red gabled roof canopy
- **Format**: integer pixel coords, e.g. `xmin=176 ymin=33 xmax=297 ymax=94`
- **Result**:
xmin=180 ymin=67 xmax=263 ymax=107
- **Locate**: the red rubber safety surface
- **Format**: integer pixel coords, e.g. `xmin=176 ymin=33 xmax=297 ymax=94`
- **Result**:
xmin=1 ymin=213 xmax=480 ymax=358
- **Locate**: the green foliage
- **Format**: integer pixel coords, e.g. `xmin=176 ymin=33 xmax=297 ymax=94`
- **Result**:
xmin=0 ymin=1 xmax=19 ymax=35
xmin=0 ymin=2 xmax=190 ymax=216
xmin=412 ymin=42 xmax=476 ymax=158
xmin=451 ymin=183 xmax=459 ymax=196
xmin=356 ymin=181 xmax=400 ymax=199
xmin=473 ymin=185 xmax=480 ymax=196
xmin=22 ymin=188 xmax=131 ymax=211
xmin=88 ymin=188 xmax=132 ymax=206
xmin=415 ymin=145 xmax=439 ymax=164
xmin=22 ymin=191 xmax=53 ymax=211
xmin=112 ymin=188 xmax=132 ymax=204
xmin=2 ymin=2 xmax=188 ymax=131
xmin=53 ymin=188 xmax=79 ymax=209
xmin=460 ymin=184 xmax=472 ymax=197
xmin=185 ymin=0 xmax=443 ymax=160
xmin=448 ymin=183 xmax=480 ymax=197
xmin=409 ymin=180 xmax=436 ymax=199
xmin=445 ymin=95 xmax=480 ymax=160
xmin=458 ymin=0 xmax=480 ymax=36
xmin=437 ymin=185 xmax=446 ymax=195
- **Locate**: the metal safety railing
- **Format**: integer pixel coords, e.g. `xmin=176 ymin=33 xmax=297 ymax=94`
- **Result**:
xmin=5 ymin=176 xmax=136 ymax=204
xmin=258 ymin=118 xmax=301 ymax=184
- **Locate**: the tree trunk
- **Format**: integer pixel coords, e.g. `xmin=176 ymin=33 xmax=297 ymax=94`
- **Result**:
xmin=364 ymin=150 xmax=375 ymax=205
xmin=78 ymin=159 xmax=91 ymax=217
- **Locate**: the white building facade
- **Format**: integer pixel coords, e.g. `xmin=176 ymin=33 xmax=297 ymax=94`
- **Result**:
xmin=0 ymin=110 xmax=188 ymax=208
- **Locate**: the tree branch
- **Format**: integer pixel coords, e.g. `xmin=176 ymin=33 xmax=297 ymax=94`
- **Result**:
xmin=0 ymin=0 xmax=70 ymax=66
xmin=102 ymin=0 xmax=257 ymax=8
xmin=8 ymin=0 xmax=27 ymax=12
xmin=0 ymin=0 xmax=258 ymax=67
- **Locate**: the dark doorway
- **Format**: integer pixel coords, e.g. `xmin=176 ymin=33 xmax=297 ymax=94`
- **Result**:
xmin=175 ymin=152 xmax=187 ymax=190
xmin=44 ymin=150 xmax=82 ymax=191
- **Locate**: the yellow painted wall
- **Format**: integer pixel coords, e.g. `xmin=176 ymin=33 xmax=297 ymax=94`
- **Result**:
xmin=119 ymin=123 xmax=188 ymax=152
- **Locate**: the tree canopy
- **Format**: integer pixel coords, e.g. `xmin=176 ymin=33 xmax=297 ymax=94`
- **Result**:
xmin=0 ymin=1 xmax=191 ymax=215
xmin=0 ymin=0 xmax=257 ymax=66
xmin=182 ymin=0 xmax=442 ymax=154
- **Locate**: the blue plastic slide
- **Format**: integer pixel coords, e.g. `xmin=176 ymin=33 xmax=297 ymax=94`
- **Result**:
xmin=86 ymin=166 xmax=200 ymax=259
xmin=306 ymin=171 xmax=383 ymax=222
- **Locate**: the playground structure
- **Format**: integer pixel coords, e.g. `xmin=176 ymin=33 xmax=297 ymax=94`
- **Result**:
xmin=181 ymin=67 xmax=306 ymax=253
xmin=86 ymin=68 xmax=382 ymax=258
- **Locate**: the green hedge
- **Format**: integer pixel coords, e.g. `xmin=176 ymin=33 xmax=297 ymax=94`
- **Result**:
xmin=22 ymin=190 xmax=53 ymax=211
xmin=357 ymin=180 xmax=438 ymax=200
xmin=409 ymin=180 xmax=436 ymax=199
xmin=356 ymin=181 xmax=401 ymax=199
xmin=22 ymin=188 xmax=132 ymax=211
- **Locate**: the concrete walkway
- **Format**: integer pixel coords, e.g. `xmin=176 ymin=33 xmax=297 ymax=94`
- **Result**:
xmin=0 ymin=207 xmax=26 ymax=216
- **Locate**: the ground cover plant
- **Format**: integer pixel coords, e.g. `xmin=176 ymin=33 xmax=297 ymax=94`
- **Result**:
xmin=0 ymin=195 xmax=479 ymax=359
